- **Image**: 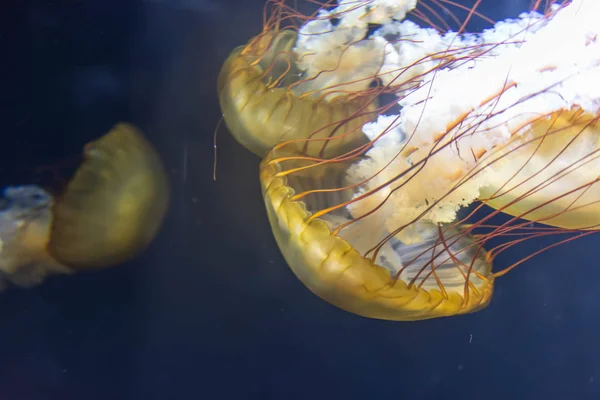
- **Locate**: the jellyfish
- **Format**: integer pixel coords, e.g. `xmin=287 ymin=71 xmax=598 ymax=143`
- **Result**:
xmin=220 ymin=0 xmax=600 ymax=320
xmin=0 ymin=123 xmax=170 ymax=289
xmin=217 ymin=2 xmax=381 ymax=157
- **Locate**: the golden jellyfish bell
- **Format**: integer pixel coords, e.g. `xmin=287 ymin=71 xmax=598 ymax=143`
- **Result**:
xmin=260 ymin=148 xmax=495 ymax=321
xmin=217 ymin=26 xmax=378 ymax=157
xmin=478 ymin=109 xmax=600 ymax=230
xmin=48 ymin=123 xmax=170 ymax=270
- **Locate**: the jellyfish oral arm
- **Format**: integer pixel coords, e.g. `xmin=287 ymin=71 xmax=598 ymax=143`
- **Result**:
xmin=344 ymin=0 xmax=600 ymax=231
xmin=0 ymin=186 xmax=70 ymax=289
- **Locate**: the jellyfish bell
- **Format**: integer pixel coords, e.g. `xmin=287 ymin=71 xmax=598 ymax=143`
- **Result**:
xmin=217 ymin=2 xmax=386 ymax=158
xmin=479 ymin=109 xmax=600 ymax=230
xmin=0 ymin=123 xmax=169 ymax=289
xmin=48 ymin=123 xmax=170 ymax=269
xmin=260 ymin=150 xmax=495 ymax=320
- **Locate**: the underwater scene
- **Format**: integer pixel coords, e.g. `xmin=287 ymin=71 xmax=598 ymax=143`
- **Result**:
xmin=2 ymin=0 xmax=600 ymax=398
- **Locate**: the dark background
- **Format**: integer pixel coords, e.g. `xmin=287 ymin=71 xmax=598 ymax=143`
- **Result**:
xmin=1 ymin=0 xmax=598 ymax=399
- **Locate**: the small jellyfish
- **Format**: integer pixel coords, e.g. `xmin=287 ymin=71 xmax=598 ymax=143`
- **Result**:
xmin=217 ymin=13 xmax=379 ymax=157
xmin=0 ymin=123 xmax=169 ymax=289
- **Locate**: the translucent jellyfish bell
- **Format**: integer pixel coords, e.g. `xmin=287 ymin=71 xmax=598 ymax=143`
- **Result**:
xmin=260 ymin=151 xmax=495 ymax=320
xmin=48 ymin=123 xmax=170 ymax=269
xmin=217 ymin=13 xmax=379 ymax=157
xmin=479 ymin=110 xmax=600 ymax=230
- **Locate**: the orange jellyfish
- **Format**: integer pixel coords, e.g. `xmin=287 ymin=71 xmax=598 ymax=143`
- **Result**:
xmin=220 ymin=0 xmax=600 ymax=320
xmin=0 ymin=123 xmax=170 ymax=289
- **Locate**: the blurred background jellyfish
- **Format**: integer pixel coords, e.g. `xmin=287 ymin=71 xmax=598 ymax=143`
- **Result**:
xmin=0 ymin=123 xmax=170 ymax=289
xmin=219 ymin=0 xmax=600 ymax=320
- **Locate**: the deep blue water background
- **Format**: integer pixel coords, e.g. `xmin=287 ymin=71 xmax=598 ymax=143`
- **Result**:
xmin=1 ymin=0 xmax=599 ymax=399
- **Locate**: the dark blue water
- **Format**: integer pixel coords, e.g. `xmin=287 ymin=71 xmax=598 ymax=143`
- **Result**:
xmin=1 ymin=0 xmax=598 ymax=399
